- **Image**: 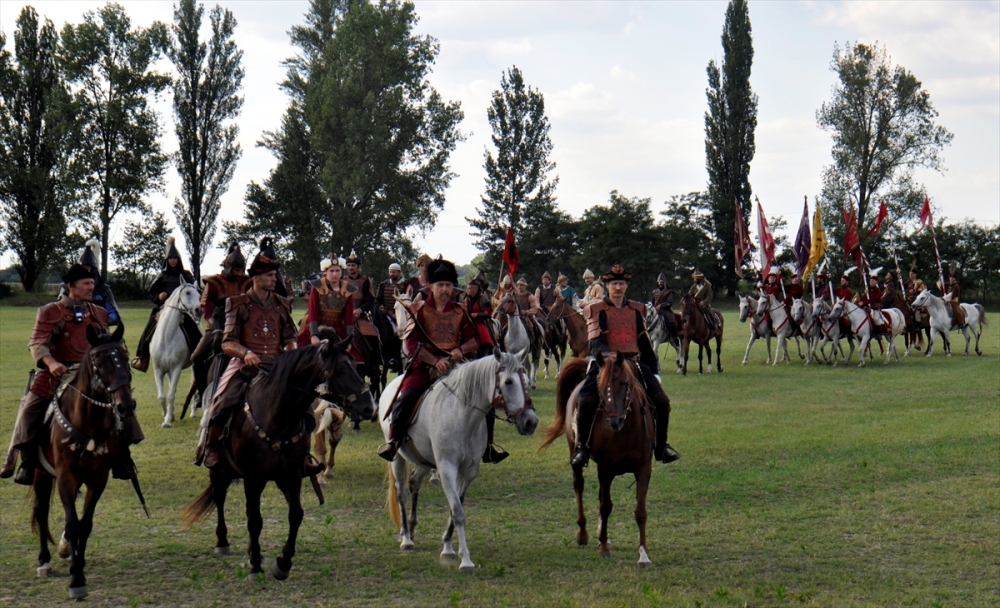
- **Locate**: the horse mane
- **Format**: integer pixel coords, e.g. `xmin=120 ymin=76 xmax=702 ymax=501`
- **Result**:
xmin=435 ymin=352 xmax=520 ymax=406
xmin=597 ymin=357 xmax=649 ymax=408
xmin=250 ymin=344 xmax=326 ymax=405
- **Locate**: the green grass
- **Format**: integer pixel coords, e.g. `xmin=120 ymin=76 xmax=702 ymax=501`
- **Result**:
xmin=0 ymin=305 xmax=997 ymax=607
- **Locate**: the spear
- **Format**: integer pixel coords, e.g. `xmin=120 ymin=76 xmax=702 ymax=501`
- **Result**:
xmin=890 ymin=235 xmax=906 ymax=295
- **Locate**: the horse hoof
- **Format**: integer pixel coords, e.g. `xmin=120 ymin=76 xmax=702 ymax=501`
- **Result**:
xmin=58 ymin=534 xmax=70 ymax=559
xmin=214 ymin=545 xmax=231 ymax=555
xmin=69 ymin=586 xmax=88 ymax=600
xmin=401 ymin=539 xmax=414 ymax=551
xmin=459 ymin=561 xmax=476 ymax=573
xmin=575 ymin=533 xmax=589 ymax=546
xmin=37 ymin=563 xmax=52 ymax=577
xmin=324 ymin=471 xmax=335 ymax=480
xmin=270 ymin=560 xmax=290 ymax=580
xmin=599 ymin=550 xmax=611 ymax=558
xmin=162 ymin=421 xmax=172 ymax=429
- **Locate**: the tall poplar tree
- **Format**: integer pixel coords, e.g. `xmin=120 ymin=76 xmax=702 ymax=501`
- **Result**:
xmin=704 ymin=0 xmax=757 ymax=294
xmin=169 ymin=0 xmax=244 ymax=281
xmin=468 ymin=65 xmax=564 ymax=281
xmin=60 ymin=3 xmax=170 ymax=280
xmin=0 ymin=7 xmax=73 ymax=291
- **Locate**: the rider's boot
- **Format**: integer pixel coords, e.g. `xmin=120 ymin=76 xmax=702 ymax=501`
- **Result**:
xmin=197 ymin=423 xmax=225 ymax=468
xmin=130 ymin=313 xmax=157 ymax=372
xmin=0 ymin=447 xmax=16 ymax=479
xmin=482 ymin=410 xmax=509 ymax=464
xmin=651 ymin=392 xmax=681 ymax=464
xmin=303 ymin=436 xmax=326 ymax=477
xmin=10 ymin=446 xmax=37 ymax=486
xmin=570 ymin=393 xmax=600 ymax=468
xmin=378 ymin=389 xmax=420 ymax=462
xmin=112 ymin=416 xmax=144 ymax=480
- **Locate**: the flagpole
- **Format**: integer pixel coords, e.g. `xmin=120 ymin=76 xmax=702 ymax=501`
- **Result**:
xmin=929 ymin=222 xmax=945 ymax=291
xmin=890 ymin=235 xmax=906 ymax=295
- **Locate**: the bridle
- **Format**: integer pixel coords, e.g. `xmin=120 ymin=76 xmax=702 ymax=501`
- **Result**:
xmin=167 ymin=286 xmax=201 ymax=321
xmin=489 ymin=364 xmax=534 ymax=422
xmin=600 ymin=365 xmax=634 ymax=423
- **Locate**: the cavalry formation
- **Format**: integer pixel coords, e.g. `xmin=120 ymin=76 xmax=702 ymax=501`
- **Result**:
xmin=0 ymin=237 xmax=988 ymax=599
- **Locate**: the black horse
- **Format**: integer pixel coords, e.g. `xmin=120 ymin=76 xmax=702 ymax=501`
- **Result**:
xmin=183 ymin=336 xmax=375 ymax=580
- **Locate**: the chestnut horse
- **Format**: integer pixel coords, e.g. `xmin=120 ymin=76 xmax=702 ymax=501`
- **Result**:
xmin=182 ymin=337 xmax=375 ymax=580
xmin=547 ymin=295 xmax=588 ymax=358
xmin=679 ymin=293 xmax=723 ymax=375
xmin=30 ymin=324 xmax=135 ymax=600
xmin=540 ymin=354 xmax=658 ymax=567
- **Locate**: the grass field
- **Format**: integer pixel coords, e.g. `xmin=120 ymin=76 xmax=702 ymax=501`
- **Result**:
xmin=0 ymin=304 xmax=997 ymax=607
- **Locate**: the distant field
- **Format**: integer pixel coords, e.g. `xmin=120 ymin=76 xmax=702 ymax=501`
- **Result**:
xmin=0 ymin=304 xmax=997 ymax=607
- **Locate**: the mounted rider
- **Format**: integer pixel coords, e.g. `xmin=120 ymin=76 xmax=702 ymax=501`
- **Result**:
xmin=834 ymin=274 xmax=854 ymax=302
xmin=783 ymin=272 xmax=804 ymax=305
xmin=652 ymin=272 xmax=678 ymax=335
xmin=2 ymin=264 xmax=143 ymax=484
xmin=557 ymin=274 xmax=576 ymax=303
xmin=200 ymin=243 xmax=250 ymax=323
xmin=131 ymin=237 xmax=199 ymax=372
xmin=464 ymin=271 xmax=496 ymax=357
xmin=376 ymin=262 xmax=407 ymax=314
xmin=514 ymin=277 xmax=543 ymax=341
xmin=688 ymin=270 xmax=718 ymax=333
xmin=761 ymin=268 xmax=782 ymax=298
xmin=859 ymin=275 xmax=883 ymax=310
xmin=581 ymin=269 xmax=605 ymax=305
xmin=404 ymin=253 xmax=433 ymax=299
xmin=814 ymin=272 xmax=831 ymax=302
xmin=571 ymin=263 xmax=680 ymax=468
xmin=378 ymin=259 xmax=485 ymax=463
xmin=194 ymin=239 xmax=321 ymax=476
xmin=58 ymin=238 xmax=122 ymax=327
xmin=492 ymin=274 xmax=514 ymax=310
xmin=945 ymin=275 xmax=966 ymax=327
xmin=535 ymin=271 xmax=558 ymax=314
xmin=297 ymin=256 xmax=364 ymax=365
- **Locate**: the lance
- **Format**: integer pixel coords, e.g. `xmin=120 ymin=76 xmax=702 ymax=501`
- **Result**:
xmin=890 ymin=235 xmax=906 ymax=295
xmin=929 ymin=221 xmax=945 ymax=291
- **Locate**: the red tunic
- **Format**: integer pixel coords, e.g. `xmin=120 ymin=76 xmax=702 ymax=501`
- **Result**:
xmin=834 ymin=286 xmax=854 ymax=301
xmin=401 ymin=294 xmax=478 ymax=392
xmin=298 ymin=280 xmax=362 ymax=362
xmin=465 ymin=295 xmax=495 ymax=348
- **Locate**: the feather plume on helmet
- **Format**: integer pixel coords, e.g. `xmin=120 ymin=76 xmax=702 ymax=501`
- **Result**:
xmin=79 ymin=238 xmax=101 ymax=269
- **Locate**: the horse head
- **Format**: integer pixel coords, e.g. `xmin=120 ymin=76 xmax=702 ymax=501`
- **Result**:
xmin=393 ymin=293 xmax=413 ymax=340
xmin=790 ymin=298 xmax=805 ymax=323
xmin=829 ymin=297 xmax=846 ymax=320
xmin=911 ymin=289 xmax=931 ymax=309
xmin=755 ymin=293 xmax=771 ymax=317
xmin=812 ymin=298 xmax=830 ymax=320
xmin=84 ymin=323 xmax=135 ymax=418
xmin=594 ymin=351 xmax=644 ymax=432
xmin=738 ymin=295 xmax=752 ymax=323
xmin=170 ymin=278 xmax=203 ymax=321
xmin=491 ymin=348 xmax=538 ymax=436
xmin=316 ymin=329 xmax=375 ymax=423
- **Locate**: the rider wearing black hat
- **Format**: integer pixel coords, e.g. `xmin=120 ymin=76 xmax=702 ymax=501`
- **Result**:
xmin=572 ymin=263 xmax=680 ymax=468
xmin=131 ymin=236 xmax=199 ymax=372
xmin=58 ymin=238 xmax=122 ymax=326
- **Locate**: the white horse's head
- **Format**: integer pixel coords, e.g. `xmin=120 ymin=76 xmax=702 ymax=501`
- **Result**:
xmin=170 ymin=276 xmax=202 ymax=320
xmin=755 ymin=293 xmax=770 ymax=316
xmin=812 ymin=298 xmax=829 ymax=319
xmin=644 ymin=303 xmax=657 ymax=326
xmin=912 ymin=289 xmax=931 ymax=309
xmin=738 ymin=295 xmax=753 ymax=322
xmin=829 ymin=297 xmax=846 ymax=319
xmin=393 ymin=293 xmax=413 ymax=340
xmin=790 ymin=298 xmax=805 ymax=322
xmin=492 ymin=349 xmax=538 ymax=436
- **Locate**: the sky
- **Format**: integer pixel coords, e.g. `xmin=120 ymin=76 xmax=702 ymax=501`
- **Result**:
xmin=2 ymin=0 xmax=998 ymax=276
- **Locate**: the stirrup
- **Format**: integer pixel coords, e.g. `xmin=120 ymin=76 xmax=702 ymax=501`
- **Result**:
xmin=483 ymin=443 xmax=509 ymax=464
xmin=13 ymin=461 xmax=36 ymax=486
xmin=203 ymin=448 xmax=221 ymax=469
xmin=130 ymin=356 xmax=148 ymax=373
xmin=377 ymin=441 xmax=398 ymax=462
xmin=304 ymin=455 xmax=326 ymax=477
xmin=570 ymin=446 xmax=590 ymax=468
xmin=657 ymin=443 xmax=681 ymax=464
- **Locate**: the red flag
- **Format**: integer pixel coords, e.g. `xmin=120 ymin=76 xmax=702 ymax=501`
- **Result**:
xmin=502 ymin=225 xmax=519 ymax=277
xmin=756 ymin=200 xmax=775 ymax=272
xmin=919 ymin=196 xmax=933 ymax=230
xmin=842 ymin=203 xmax=863 ymax=268
xmin=865 ymin=200 xmax=888 ymax=239
xmin=734 ymin=197 xmax=752 ymax=278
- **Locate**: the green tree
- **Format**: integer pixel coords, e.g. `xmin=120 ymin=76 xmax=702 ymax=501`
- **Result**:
xmin=0 ymin=7 xmax=73 ymax=291
xmin=60 ymin=3 xmax=171 ymax=281
xmin=233 ymin=0 xmax=461 ymax=281
xmin=817 ymin=42 xmax=952 ymax=242
xmin=704 ymin=0 xmax=757 ymax=296
xmin=468 ymin=65 xmax=560 ymax=280
xmin=111 ymin=207 xmax=172 ymax=297
xmin=659 ymin=192 xmax=718 ymax=288
xmin=169 ymin=0 xmax=244 ymax=282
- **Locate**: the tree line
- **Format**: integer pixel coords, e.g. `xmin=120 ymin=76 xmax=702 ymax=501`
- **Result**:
xmin=2 ymin=0 xmax=996 ymax=302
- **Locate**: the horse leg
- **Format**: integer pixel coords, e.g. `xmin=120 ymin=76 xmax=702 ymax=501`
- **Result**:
xmin=857 ymin=335 xmax=870 ymax=367
xmin=596 ymin=465 xmax=614 ymax=557
xmin=573 ymin=464 xmax=588 ymax=546
xmin=772 ymin=336 xmax=783 ymax=367
xmin=327 ymin=424 xmax=343 ymax=480
xmin=635 ymin=460 xmax=652 ymax=568
xmin=164 ymin=365 xmax=183 ymax=428
xmin=392 ymin=457 xmax=413 ymax=550
xmin=765 ymin=336 xmax=773 ymax=364
xmin=33 ymin=473 xmax=53 ymax=577
xmin=437 ymin=464 xmax=475 ymax=572
xmin=925 ymin=328 xmax=935 ymax=357
xmin=56 ymin=472 xmax=89 ymax=598
xmin=211 ymin=468 xmax=232 ymax=554
xmin=705 ymin=338 xmax=713 ymax=374
xmin=154 ymin=365 xmax=167 ymax=419
xmin=741 ymin=335 xmax=755 ymax=366
xmin=697 ymin=342 xmax=704 ymax=375
xmin=272 ymin=477 xmax=303 ymax=580
xmin=440 ymin=487 xmax=466 ymax=561
xmin=961 ymin=326 xmax=971 ymax=356
xmin=244 ymin=478 xmax=266 ymax=576
xmin=682 ymin=338 xmax=690 ymax=376
xmin=716 ymin=336 xmax=723 ymax=373
xmin=406 ymin=464 xmax=431 ymax=551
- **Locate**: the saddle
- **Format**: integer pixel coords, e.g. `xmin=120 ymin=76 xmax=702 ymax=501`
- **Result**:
xmin=355 ymin=316 xmax=379 ymax=337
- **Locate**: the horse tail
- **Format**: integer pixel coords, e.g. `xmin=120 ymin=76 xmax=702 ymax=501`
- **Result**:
xmin=387 ymin=463 xmax=401 ymax=528
xmin=316 ymin=402 xmax=335 ymax=435
xmin=538 ymin=357 xmax=589 ymax=452
xmin=975 ymin=304 xmax=988 ymax=328
xmin=28 ymin=483 xmax=56 ymax=546
xmin=180 ymin=484 xmax=216 ymax=531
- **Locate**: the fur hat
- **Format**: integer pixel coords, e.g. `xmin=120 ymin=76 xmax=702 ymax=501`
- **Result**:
xmin=427 ymin=258 xmax=459 ymax=285
xmin=320 ymin=258 xmax=333 ymax=272
xmin=79 ymin=238 xmax=101 ymax=268
xmin=62 ymin=264 xmax=94 ymax=285
xmin=601 ymin=263 xmax=632 ymax=283
xmin=248 ymin=237 xmax=281 ymax=277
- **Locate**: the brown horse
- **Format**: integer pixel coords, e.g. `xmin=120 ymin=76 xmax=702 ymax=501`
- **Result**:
xmin=31 ymin=324 xmax=134 ymax=599
xmin=547 ymin=295 xmax=588 ymax=358
xmin=679 ymin=293 xmax=723 ymax=375
xmin=182 ymin=336 xmax=375 ymax=580
xmin=540 ymin=354 xmax=657 ymax=567
xmin=312 ymin=398 xmax=346 ymax=484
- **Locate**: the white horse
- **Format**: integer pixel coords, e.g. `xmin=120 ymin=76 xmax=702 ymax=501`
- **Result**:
xmin=828 ymin=298 xmax=875 ymax=367
xmin=381 ymin=350 xmax=539 ymax=572
xmin=755 ymin=293 xmax=803 ymax=366
xmin=644 ymin=304 xmax=682 ymax=373
xmin=739 ymin=294 xmax=774 ymax=365
xmin=911 ymin=289 xmax=987 ymax=357
xmin=870 ymin=308 xmax=908 ymax=364
xmin=790 ymin=298 xmax=821 ymax=364
xmin=813 ymin=299 xmax=855 ymax=365
xmin=150 ymin=277 xmax=202 ymax=428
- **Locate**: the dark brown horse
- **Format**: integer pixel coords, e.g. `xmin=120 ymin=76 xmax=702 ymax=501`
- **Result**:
xmin=31 ymin=324 xmax=134 ymax=599
xmin=679 ymin=293 xmax=723 ymax=375
xmin=547 ymin=295 xmax=589 ymax=358
xmin=540 ymin=354 xmax=657 ymax=567
xmin=182 ymin=336 xmax=375 ymax=580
